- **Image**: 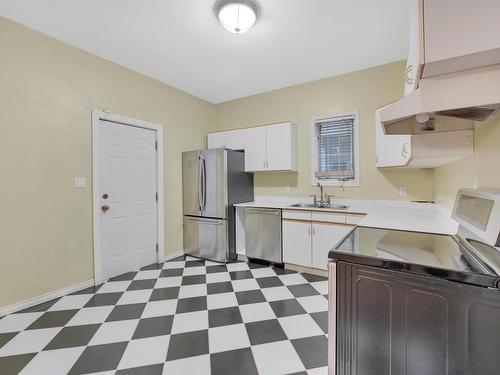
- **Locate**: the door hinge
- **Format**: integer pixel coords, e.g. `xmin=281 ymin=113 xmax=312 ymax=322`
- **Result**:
xmin=155 ymin=192 xmax=158 ymax=202
xmin=155 ymin=141 xmax=158 ymax=150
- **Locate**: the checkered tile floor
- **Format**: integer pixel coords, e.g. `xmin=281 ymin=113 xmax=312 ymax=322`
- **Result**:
xmin=0 ymin=256 xmax=329 ymax=375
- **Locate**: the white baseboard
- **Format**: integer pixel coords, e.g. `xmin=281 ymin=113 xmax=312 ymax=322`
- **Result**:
xmin=160 ymin=251 xmax=185 ymax=262
xmin=0 ymin=279 xmax=95 ymax=317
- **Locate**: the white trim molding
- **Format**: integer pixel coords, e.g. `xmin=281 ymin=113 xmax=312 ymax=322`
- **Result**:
xmin=0 ymin=280 xmax=95 ymax=317
xmin=310 ymin=110 xmax=360 ymax=187
xmin=91 ymin=110 xmax=165 ymax=285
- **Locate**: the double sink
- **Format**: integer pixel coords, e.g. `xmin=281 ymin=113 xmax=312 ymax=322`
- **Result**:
xmin=288 ymin=203 xmax=350 ymax=210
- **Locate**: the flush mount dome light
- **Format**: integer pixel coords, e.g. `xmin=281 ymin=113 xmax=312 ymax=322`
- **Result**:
xmin=217 ymin=0 xmax=257 ymax=34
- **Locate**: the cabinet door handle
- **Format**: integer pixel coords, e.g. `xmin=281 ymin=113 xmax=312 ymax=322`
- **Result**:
xmin=263 ymin=161 xmax=266 ymax=169
xmin=401 ymin=143 xmax=410 ymax=159
xmin=405 ymin=65 xmax=414 ymax=84
xmin=312 ymin=226 xmax=316 ymax=236
xmin=308 ymin=226 xmax=311 ymax=235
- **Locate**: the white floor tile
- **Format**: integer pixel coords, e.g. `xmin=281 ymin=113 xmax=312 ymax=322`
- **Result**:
xmin=163 ymin=261 xmax=185 ymax=269
xmin=252 ymin=340 xmax=305 ymax=375
xmin=134 ymin=269 xmax=162 ymax=280
xmin=207 ymin=292 xmax=238 ymax=310
xmin=182 ymin=266 xmax=206 ymax=276
xmin=310 ymin=281 xmax=328 ymax=295
xmin=261 ymin=286 xmax=295 ymax=302
xmin=250 ymin=267 xmax=277 ymax=278
xmin=171 ymin=310 xmax=208 ymax=334
xmin=231 ymin=279 xmax=259 ymax=292
xmin=117 ymin=290 xmax=153 ymax=305
xmin=66 ymin=306 xmax=114 ymax=326
xmin=163 ymin=354 xmax=210 ymax=375
xmin=0 ymin=327 xmax=61 ymax=357
xmin=308 ymin=366 xmax=328 ymax=375
xmin=48 ymin=295 xmax=93 ymax=311
xmin=117 ymin=335 xmax=170 ymax=369
xmin=19 ymin=346 xmax=85 ymax=375
xmin=178 ymin=284 xmax=207 ymax=299
xmin=208 ymin=324 xmax=250 ymax=353
xmin=0 ymin=312 xmax=43 ymax=333
xmin=141 ymin=300 xmax=177 ymax=319
xmin=96 ymin=281 xmax=131 ymax=294
xmin=226 ymin=262 xmax=250 ymax=272
xmin=155 ymin=276 xmax=182 ymax=288
xmin=206 ymin=272 xmax=231 ymax=284
xmin=278 ymin=273 xmax=308 ymax=286
xmin=239 ymin=302 xmax=276 ymax=323
xmin=297 ymin=295 xmax=328 ymax=313
xmin=89 ymin=320 xmax=139 ymax=346
xmin=278 ymin=315 xmax=324 ymax=339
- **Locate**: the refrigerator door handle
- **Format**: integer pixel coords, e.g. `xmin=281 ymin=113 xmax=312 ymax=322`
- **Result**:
xmin=198 ymin=155 xmax=203 ymax=212
xmin=202 ymin=157 xmax=207 ymax=211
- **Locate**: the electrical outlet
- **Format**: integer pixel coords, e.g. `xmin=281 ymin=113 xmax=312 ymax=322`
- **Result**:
xmin=399 ymin=187 xmax=408 ymax=197
xmin=73 ymin=177 xmax=87 ymax=188
xmin=285 ymin=186 xmax=291 ymax=193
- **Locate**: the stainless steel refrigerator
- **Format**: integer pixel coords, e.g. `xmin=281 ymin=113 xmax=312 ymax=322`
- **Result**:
xmin=182 ymin=148 xmax=253 ymax=263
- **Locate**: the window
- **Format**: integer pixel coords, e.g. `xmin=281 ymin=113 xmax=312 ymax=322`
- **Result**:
xmin=311 ymin=112 xmax=359 ymax=186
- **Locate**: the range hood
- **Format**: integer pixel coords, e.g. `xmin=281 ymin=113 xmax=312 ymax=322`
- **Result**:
xmin=381 ymin=64 xmax=500 ymax=135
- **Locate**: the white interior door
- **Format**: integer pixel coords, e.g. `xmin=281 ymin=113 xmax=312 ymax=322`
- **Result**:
xmin=99 ymin=119 xmax=158 ymax=280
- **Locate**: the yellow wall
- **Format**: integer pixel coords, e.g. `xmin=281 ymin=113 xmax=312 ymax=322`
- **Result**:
xmin=0 ymin=18 xmax=215 ymax=308
xmin=433 ymin=115 xmax=500 ymax=209
xmin=213 ymin=61 xmax=434 ymax=200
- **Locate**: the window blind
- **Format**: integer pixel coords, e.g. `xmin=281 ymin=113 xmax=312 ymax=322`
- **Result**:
xmin=315 ymin=115 xmax=355 ymax=179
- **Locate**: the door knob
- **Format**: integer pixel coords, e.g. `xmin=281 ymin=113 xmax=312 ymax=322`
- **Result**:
xmin=101 ymin=205 xmax=110 ymax=213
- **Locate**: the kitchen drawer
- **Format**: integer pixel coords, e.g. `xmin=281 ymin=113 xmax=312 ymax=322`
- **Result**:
xmin=312 ymin=211 xmax=346 ymax=224
xmin=282 ymin=210 xmax=312 ymax=221
xmin=346 ymin=214 xmax=365 ymax=225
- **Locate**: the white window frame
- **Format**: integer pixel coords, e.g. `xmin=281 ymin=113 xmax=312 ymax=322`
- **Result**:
xmin=310 ymin=111 xmax=360 ymax=187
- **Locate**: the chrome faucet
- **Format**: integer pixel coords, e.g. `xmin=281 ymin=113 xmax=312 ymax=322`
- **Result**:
xmin=317 ymin=182 xmax=324 ymax=206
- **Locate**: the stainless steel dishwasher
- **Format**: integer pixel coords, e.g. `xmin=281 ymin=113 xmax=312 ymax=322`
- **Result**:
xmin=245 ymin=207 xmax=282 ymax=263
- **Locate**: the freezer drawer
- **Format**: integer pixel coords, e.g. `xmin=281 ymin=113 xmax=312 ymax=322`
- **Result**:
xmin=183 ymin=216 xmax=233 ymax=263
xmin=245 ymin=207 xmax=282 ymax=263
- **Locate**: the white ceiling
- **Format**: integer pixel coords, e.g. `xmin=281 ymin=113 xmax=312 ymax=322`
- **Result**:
xmin=0 ymin=0 xmax=411 ymax=103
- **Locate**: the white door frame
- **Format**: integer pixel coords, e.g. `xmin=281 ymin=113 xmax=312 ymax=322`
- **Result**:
xmin=91 ymin=110 xmax=165 ymax=285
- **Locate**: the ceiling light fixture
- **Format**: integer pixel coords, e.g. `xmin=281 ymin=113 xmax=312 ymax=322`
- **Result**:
xmin=216 ymin=0 xmax=258 ymax=34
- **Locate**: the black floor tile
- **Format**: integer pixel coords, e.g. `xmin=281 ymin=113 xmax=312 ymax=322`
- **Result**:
xmin=176 ymin=296 xmax=207 ymax=314
xmin=272 ymin=267 xmax=297 ymax=275
xmin=181 ymin=275 xmax=206 ymax=286
xmin=84 ymin=292 xmax=123 ymax=307
xmin=27 ymin=309 xmax=78 ymax=330
xmin=0 ymin=332 xmax=17 ymax=349
xmin=116 ymin=363 xmax=164 ymax=375
xmin=127 ymin=279 xmax=157 ymax=291
xmin=245 ymin=319 xmax=288 ymax=345
xmin=15 ymin=298 xmax=60 ymax=314
xmin=106 ymin=303 xmax=146 ymax=322
xmin=0 ymin=353 xmax=37 ymax=375
xmin=132 ymin=315 xmax=174 ymax=339
xmin=256 ymin=276 xmax=284 ymax=288
xmin=71 ymin=285 xmax=102 ymax=295
xmin=206 ymin=265 xmax=227 ymax=274
xmin=140 ymin=263 xmax=164 ymax=270
xmin=209 ymin=306 xmax=243 ymax=328
xmin=269 ymin=299 xmax=306 ymax=317
xmin=149 ymin=287 xmax=180 ymax=301
xmin=229 ymin=270 xmax=254 ymax=280
xmin=109 ymin=272 xmax=137 ymax=282
xmin=68 ymin=342 xmax=128 ymax=374
xmin=301 ymin=273 xmax=327 ymax=282
xmin=184 ymin=260 xmax=205 ymax=268
xmin=235 ymin=290 xmax=266 ymax=305
xmin=211 ymin=347 xmax=258 ymax=375
xmin=291 ymin=335 xmax=328 ymax=369
xmin=166 ymin=330 xmax=209 ymax=361
xmin=160 ymin=268 xmax=183 ymax=278
xmin=310 ymin=311 xmax=328 ymax=334
xmin=247 ymin=261 xmax=269 ymax=269
xmin=287 ymin=284 xmax=320 ymax=298
xmin=45 ymin=324 xmax=100 ymax=350
xmin=207 ymin=281 xmax=234 ymax=295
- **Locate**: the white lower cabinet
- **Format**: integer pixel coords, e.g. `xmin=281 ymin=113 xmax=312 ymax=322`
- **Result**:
xmin=282 ymin=210 xmax=356 ymax=270
xmin=282 ymin=220 xmax=312 ymax=267
xmin=312 ymin=223 xmax=353 ymax=270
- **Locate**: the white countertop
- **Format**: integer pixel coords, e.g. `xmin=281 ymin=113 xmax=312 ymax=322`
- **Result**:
xmin=235 ymin=196 xmax=458 ymax=235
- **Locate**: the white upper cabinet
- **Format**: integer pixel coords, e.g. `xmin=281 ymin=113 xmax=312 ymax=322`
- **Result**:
xmin=375 ymin=107 xmax=474 ymax=168
xmin=207 ymin=129 xmax=246 ymax=150
xmin=406 ymin=0 xmax=500 ymax=89
xmin=208 ymin=122 xmax=297 ymax=172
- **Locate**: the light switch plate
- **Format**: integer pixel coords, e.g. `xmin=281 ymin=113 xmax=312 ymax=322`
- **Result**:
xmin=399 ymin=186 xmax=408 ymax=197
xmin=73 ymin=177 xmax=87 ymax=188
